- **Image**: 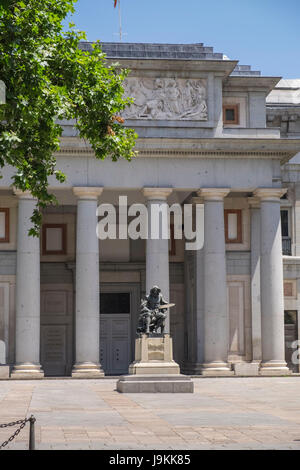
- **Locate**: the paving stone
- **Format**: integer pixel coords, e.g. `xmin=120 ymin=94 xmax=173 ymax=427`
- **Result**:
xmin=1 ymin=377 xmax=300 ymax=450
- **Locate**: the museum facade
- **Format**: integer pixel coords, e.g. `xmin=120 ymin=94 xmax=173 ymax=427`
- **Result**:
xmin=1 ymin=42 xmax=300 ymax=378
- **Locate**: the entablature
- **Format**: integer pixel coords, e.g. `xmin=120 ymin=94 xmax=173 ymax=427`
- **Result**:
xmin=56 ymin=136 xmax=300 ymax=164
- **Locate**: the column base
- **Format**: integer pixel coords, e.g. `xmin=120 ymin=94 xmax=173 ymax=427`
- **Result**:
xmin=259 ymin=361 xmax=292 ymax=376
xmin=11 ymin=363 xmax=44 ymax=380
xmin=201 ymin=362 xmax=234 ymax=377
xmin=71 ymin=362 xmax=105 ymax=378
xmin=0 ymin=365 xmax=10 ymax=379
xmin=181 ymin=362 xmax=203 ymax=375
xmin=233 ymin=362 xmax=260 ymax=376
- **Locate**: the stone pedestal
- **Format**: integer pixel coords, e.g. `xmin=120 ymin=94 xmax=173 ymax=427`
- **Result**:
xmin=117 ymin=334 xmax=193 ymax=392
xmin=129 ymin=334 xmax=180 ymax=375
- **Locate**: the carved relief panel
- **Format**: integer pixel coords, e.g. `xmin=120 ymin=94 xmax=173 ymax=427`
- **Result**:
xmin=123 ymin=77 xmax=208 ymax=121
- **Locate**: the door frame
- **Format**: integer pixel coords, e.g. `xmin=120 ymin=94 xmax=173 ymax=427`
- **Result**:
xmin=40 ymin=283 xmax=74 ymax=376
xmin=100 ymin=313 xmax=130 ymax=375
xmin=226 ymin=275 xmax=251 ymax=362
xmin=100 ymin=282 xmax=140 ymax=365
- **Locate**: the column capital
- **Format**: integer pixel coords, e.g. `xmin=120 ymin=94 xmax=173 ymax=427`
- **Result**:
xmin=13 ymin=189 xmax=36 ymax=200
xmin=254 ymin=188 xmax=287 ymax=201
xmin=248 ymin=197 xmax=260 ymax=209
xmin=198 ymin=188 xmax=230 ymax=201
xmin=190 ymin=196 xmax=203 ymax=205
xmin=73 ymin=187 xmax=103 ymax=200
xmin=143 ymin=187 xmax=173 ymax=200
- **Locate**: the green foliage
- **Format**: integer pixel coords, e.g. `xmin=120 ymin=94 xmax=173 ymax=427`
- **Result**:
xmin=0 ymin=0 xmax=137 ymax=235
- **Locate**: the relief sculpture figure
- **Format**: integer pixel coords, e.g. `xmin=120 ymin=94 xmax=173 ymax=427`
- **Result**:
xmin=123 ymin=77 xmax=208 ymax=121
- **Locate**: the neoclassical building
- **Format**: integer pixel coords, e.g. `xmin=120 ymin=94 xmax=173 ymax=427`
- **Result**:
xmin=0 ymin=42 xmax=300 ymax=378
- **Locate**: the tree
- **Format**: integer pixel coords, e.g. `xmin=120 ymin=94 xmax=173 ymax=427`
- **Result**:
xmin=0 ymin=0 xmax=137 ymax=234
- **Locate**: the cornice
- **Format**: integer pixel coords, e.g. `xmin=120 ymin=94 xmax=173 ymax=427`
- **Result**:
xmin=223 ymin=76 xmax=281 ymax=94
xmin=54 ymin=146 xmax=291 ymax=160
xmin=106 ymin=58 xmax=238 ymax=78
xmin=55 ymin=137 xmax=300 ymax=164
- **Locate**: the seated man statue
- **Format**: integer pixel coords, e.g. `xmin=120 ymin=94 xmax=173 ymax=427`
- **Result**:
xmin=137 ymin=285 xmax=168 ymax=335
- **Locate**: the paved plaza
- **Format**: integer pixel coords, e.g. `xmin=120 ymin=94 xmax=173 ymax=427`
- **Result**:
xmin=1 ymin=377 xmax=300 ymax=450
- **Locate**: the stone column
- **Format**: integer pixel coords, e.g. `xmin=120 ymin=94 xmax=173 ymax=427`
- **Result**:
xmin=254 ymin=188 xmax=290 ymax=375
xmin=248 ymin=197 xmax=262 ymax=362
xmin=182 ymin=197 xmax=205 ymax=375
xmin=72 ymin=187 xmax=104 ymax=377
xmin=194 ymin=201 xmax=205 ymax=373
xmin=143 ymin=188 xmax=172 ymax=334
xmin=11 ymin=191 xmax=43 ymax=378
xmin=199 ymin=188 xmax=233 ymax=376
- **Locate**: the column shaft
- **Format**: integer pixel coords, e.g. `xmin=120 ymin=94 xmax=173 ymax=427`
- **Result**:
xmin=249 ymin=198 xmax=262 ymax=362
xmin=200 ymin=188 xmax=233 ymax=376
xmin=255 ymin=188 xmax=290 ymax=375
xmin=182 ymin=200 xmax=205 ymax=375
xmin=12 ymin=192 xmax=43 ymax=378
xmin=143 ymin=188 xmax=172 ymax=334
xmin=72 ymin=187 xmax=104 ymax=377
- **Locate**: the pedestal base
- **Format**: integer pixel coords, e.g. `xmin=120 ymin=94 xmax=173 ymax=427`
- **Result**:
xmin=259 ymin=361 xmax=292 ymax=376
xmin=122 ymin=334 xmax=192 ymax=392
xmin=71 ymin=362 xmax=104 ymax=378
xmin=129 ymin=361 xmax=180 ymax=375
xmin=117 ymin=374 xmax=194 ymax=393
xmin=11 ymin=363 xmax=44 ymax=379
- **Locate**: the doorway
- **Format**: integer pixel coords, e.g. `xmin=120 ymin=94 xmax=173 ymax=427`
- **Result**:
xmin=100 ymin=284 xmax=139 ymax=375
xmin=40 ymin=284 xmax=73 ymax=376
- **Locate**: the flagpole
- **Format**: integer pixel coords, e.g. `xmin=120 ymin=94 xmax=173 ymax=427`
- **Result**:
xmin=118 ymin=0 xmax=122 ymax=41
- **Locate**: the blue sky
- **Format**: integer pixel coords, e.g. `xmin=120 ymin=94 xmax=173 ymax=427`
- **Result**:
xmin=64 ymin=0 xmax=300 ymax=78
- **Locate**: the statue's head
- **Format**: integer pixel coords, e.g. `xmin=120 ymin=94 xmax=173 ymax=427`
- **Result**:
xmin=154 ymin=78 xmax=164 ymax=89
xmin=150 ymin=286 xmax=161 ymax=297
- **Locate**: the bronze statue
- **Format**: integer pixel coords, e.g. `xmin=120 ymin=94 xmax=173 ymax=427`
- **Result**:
xmin=137 ymin=286 xmax=175 ymax=335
